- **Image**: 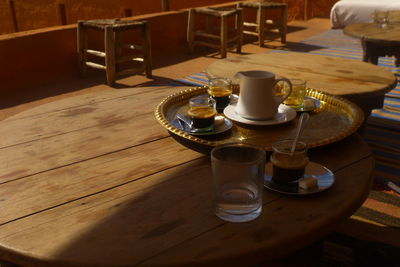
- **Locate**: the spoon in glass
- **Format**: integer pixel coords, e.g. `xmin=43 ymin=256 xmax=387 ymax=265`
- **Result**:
xmin=291 ymin=112 xmax=310 ymax=153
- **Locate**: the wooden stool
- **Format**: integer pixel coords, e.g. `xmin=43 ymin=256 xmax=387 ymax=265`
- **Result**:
xmin=77 ymin=19 xmax=152 ymax=86
xmin=237 ymin=1 xmax=287 ymax=46
xmin=187 ymin=7 xmax=243 ymax=58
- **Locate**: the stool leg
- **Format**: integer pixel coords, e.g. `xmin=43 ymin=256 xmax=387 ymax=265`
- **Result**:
xmin=220 ymin=15 xmax=228 ymax=58
xmin=187 ymin=9 xmax=195 ymax=54
xmin=115 ymin=30 xmax=122 ymax=73
xmin=105 ymin=26 xmax=116 ymax=86
xmin=281 ymin=5 xmax=288 ymax=44
xmin=236 ymin=9 xmax=243 ymax=54
xmin=77 ymin=21 xmax=87 ymax=77
xmin=257 ymin=6 xmax=265 ymax=47
xmin=143 ymin=22 xmax=152 ymax=78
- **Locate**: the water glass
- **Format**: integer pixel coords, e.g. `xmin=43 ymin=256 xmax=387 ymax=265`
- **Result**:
xmin=211 ymin=143 xmax=266 ymax=223
xmin=373 ymin=10 xmax=388 ymax=28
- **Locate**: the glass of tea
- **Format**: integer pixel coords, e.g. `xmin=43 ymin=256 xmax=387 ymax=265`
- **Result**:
xmin=270 ymin=139 xmax=309 ymax=185
xmin=207 ymin=77 xmax=232 ymax=113
xmin=188 ymin=95 xmax=217 ymax=132
xmin=283 ymin=79 xmax=307 ymax=109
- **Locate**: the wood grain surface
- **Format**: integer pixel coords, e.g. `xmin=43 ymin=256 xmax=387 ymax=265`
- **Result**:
xmin=0 ymin=86 xmax=374 ymax=266
xmin=344 ymin=23 xmax=400 ymax=44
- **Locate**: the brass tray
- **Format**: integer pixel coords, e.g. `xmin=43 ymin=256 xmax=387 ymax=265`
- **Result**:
xmin=155 ymin=87 xmax=364 ymax=154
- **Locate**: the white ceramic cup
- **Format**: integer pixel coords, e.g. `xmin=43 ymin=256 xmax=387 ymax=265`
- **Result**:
xmin=234 ymin=71 xmax=292 ymax=120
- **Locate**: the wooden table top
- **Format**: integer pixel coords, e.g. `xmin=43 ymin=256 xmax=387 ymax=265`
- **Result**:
xmin=206 ymin=52 xmax=397 ymax=115
xmin=207 ymin=52 xmax=396 ymax=98
xmin=344 ymin=23 xmax=400 ymax=44
xmin=0 ymin=86 xmax=374 ymax=266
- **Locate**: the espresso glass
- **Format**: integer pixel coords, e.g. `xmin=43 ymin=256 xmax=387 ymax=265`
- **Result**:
xmin=270 ymin=139 xmax=309 ymax=185
xmin=211 ymin=143 xmax=266 ymax=223
xmin=283 ymin=79 xmax=307 ymax=109
xmin=207 ymin=77 xmax=232 ymax=113
xmin=188 ymin=95 xmax=217 ymax=131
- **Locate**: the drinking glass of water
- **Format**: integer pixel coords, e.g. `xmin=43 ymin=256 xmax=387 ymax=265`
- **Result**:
xmin=211 ymin=143 xmax=266 ymax=223
xmin=373 ymin=10 xmax=389 ymax=28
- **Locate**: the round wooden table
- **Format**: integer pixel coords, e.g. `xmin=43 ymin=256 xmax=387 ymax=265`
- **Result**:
xmin=344 ymin=22 xmax=400 ymax=66
xmin=0 ymin=87 xmax=374 ymax=266
xmin=206 ymin=52 xmax=397 ymax=116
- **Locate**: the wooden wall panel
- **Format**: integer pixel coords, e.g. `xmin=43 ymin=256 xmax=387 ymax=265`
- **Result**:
xmin=0 ymin=0 xmax=339 ymax=34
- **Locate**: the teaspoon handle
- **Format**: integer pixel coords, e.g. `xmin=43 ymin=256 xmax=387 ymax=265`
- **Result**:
xmin=291 ymin=112 xmax=310 ymax=153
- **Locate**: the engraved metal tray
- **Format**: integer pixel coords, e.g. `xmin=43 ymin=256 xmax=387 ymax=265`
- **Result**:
xmin=155 ymin=87 xmax=364 ymax=154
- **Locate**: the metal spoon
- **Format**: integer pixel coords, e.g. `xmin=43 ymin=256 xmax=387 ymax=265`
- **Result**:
xmin=176 ymin=113 xmax=193 ymax=131
xmin=291 ymin=112 xmax=310 ymax=153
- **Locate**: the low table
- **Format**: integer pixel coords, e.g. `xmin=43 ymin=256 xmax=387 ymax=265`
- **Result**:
xmin=0 ymin=87 xmax=374 ymax=266
xmin=344 ymin=22 xmax=400 ymax=66
xmin=206 ymin=52 xmax=397 ymax=117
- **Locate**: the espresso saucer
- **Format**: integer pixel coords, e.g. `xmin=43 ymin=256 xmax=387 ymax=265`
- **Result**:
xmin=171 ymin=115 xmax=233 ymax=136
xmin=263 ymin=162 xmax=335 ymax=195
xmin=223 ymin=104 xmax=296 ymax=126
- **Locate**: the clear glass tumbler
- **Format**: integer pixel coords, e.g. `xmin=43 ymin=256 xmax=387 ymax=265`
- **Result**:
xmin=211 ymin=143 xmax=266 ymax=223
xmin=373 ymin=10 xmax=389 ymax=28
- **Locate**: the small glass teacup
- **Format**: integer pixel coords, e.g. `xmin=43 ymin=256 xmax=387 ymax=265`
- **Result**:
xmin=270 ymin=139 xmax=309 ymax=185
xmin=187 ymin=95 xmax=217 ymax=132
xmin=283 ymin=79 xmax=307 ymax=109
xmin=207 ymin=77 xmax=232 ymax=113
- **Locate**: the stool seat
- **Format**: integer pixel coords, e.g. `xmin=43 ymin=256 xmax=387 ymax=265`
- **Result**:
xmin=238 ymin=1 xmax=287 ymax=8
xmin=237 ymin=1 xmax=287 ymax=46
xmin=187 ymin=7 xmax=243 ymax=58
xmin=77 ymin=19 xmax=152 ymax=86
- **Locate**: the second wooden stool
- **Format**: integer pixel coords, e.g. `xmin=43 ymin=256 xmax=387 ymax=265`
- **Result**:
xmin=237 ymin=1 xmax=288 ymax=46
xmin=77 ymin=19 xmax=152 ymax=86
xmin=187 ymin=7 xmax=243 ymax=58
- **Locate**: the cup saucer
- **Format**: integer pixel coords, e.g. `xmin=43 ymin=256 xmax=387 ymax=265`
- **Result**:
xmin=171 ymin=115 xmax=233 ymax=136
xmin=223 ymin=104 xmax=296 ymax=126
xmin=263 ymin=162 xmax=335 ymax=195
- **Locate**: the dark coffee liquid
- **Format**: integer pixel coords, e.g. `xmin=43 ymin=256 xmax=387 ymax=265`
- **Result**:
xmin=207 ymin=86 xmax=231 ymax=112
xmin=188 ymin=106 xmax=216 ymax=129
xmin=213 ymin=96 xmax=230 ymax=112
xmin=192 ymin=116 xmax=215 ymax=129
xmin=272 ymin=165 xmax=305 ymax=184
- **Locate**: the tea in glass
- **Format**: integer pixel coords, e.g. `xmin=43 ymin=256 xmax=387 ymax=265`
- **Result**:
xmin=207 ymin=77 xmax=232 ymax=112
xmin=270 ymin=139 xmax=309 ymax=185
xmin=283 ymin=79 xmax=307 ymax=109
xmin=188 ymin=95 xmax=217 ymax=131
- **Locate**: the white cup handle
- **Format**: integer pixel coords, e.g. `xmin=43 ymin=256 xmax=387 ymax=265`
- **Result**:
xmin=274 ymin=78 xmax=292 ymax=103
